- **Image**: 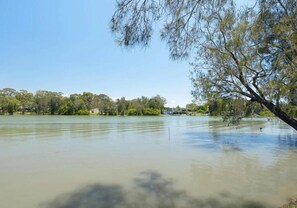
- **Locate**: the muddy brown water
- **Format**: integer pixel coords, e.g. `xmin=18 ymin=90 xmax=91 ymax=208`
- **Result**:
xmin=0 ymin=116 xmax=296 ymax=208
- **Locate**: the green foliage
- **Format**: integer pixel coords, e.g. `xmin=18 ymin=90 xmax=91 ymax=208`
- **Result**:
xmin=117 ymin=96 xmax=166 ymax=116
xmin=48 ymin=92 xmax=63 ymax=115
xmin=98 ymin=94 xmax=116 ymax=115
xmin=129 ymin=100 xmax=144 ymax=115
xmin=206 ymin=98 xmax=275 ymax=122
xmin=288 ymin=107 xmax=297 ymax=118
xmin=6 ymin=98 xmax=18 ymax=115
xmin=221 ymin=99 xmax=247 ymax=125
xmin=0 ymin=88 xmax=19 ymax=115
xmin=197 ymin=105 xmax=207 ymax=114
xmin=186 ymin=103 xmax=198 ymax=114
xmin=175 ymin=106 xmax=182 ymax=113
xmin=186 ymin=103 xmax=208 ymax=115
xmin=127 ymin=108 xmax=138 ymax=116
xmin=208 ymin=99 xmax=226 ymax=116
xmin=143 ymin=108 xmax=161 ymax=116
xmin=116 ymin=97 xmax=129 ymax=116
xmin=2 ymin=97 xmax=19 ymax=115
xmin=58 ymin=105 xmax=69 ymax=115
xmin=77 ymin=109 xmax=90 ymax=115
xmin=111 ymin=0 xmax=297 ymax=130
xmin=34 ymin=91 xmax=62 ymax=115
xmin=82 ymin=92 xmax=94 ymax=111
xmin=34 ymin=91 xmax=49 ymax=115
xmin=16 ymin=90 xmax=34 ymax=114
xmin=0 ymin=88 xmax=166 ymax=117
xmin=148 ymin=95 xmax=166 ymax=112
xmin=259 ymin=110 xmax=275 ymax=118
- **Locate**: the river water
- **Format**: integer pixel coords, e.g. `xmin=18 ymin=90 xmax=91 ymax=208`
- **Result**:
xmin=0 ymin=116 xmax=296 ymax=208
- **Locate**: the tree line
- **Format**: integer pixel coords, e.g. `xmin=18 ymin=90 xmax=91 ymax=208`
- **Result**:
xmin=0 ymin=88 xmax=166 ymax=116
xmin=1 ymin=87 xmax=296 ymax=123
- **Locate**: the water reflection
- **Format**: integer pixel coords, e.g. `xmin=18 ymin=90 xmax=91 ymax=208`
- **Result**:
xmin=278 ymin=135 xmax=297 ymax=149
xmin=41 ymin=170 xmax=267 ymax=208
xmin=185 ymin=130 xmax=297 ymax=152
xmin=0 ymin=116 xmax=167 ymax=139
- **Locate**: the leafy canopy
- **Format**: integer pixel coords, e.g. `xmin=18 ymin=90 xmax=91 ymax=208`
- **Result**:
xmin=111 ymin=0 xmax=297 ymax=130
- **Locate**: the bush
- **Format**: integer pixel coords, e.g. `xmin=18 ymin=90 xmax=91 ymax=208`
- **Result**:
xmin=128 ymin=108 xmax=138 ymax=116
xmin=143 ymin=108 xmax=161 ymax=116
xmin=77 ymin=109 xmax=90 ymax=115
xmin=287 ymin=107 xmax=297 ymax=118
xmin=259 ymin=109 xmax=274 ymax=117
xmin=58 ymin=105 xmax=68 ymax=115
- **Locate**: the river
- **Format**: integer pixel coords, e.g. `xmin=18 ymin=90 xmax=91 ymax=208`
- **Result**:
xmin=0 ymin=116 xmax=296 ymax=208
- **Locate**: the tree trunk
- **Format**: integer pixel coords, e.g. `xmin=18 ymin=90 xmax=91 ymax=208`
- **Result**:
xmin=262 ymin=100 xmax=297 ymax=131
xmin=245 ymin=84 xmax=297 ymax=131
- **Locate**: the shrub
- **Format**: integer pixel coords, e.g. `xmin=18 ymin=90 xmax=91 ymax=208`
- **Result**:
xmin=143 ymin=108 xmax=161 ymax=116
xmin=77 ymin=109 xmax=90 ymax=115
xmin=128 ymin=108 xmax=138 ymax=116
xmin=259 ymin=109 xmax=274 ymax=117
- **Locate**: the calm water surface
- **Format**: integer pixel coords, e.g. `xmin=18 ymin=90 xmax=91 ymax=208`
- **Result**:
xmin=0 ymin=116 xmax=296 ymax=208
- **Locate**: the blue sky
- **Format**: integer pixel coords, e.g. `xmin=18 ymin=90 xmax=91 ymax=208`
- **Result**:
xmin=0 ymin=0 xmax=253 ymax=107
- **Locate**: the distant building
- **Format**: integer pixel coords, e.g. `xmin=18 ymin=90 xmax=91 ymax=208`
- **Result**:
xmin=163 ymin=109 xmax=174 ymax=115
xmin=163 ymin=107 xmax=187 ymax=115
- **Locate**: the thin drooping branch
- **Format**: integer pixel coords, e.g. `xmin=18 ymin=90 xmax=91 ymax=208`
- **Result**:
xmin=111 ymin=0 xmax=297 ymax=131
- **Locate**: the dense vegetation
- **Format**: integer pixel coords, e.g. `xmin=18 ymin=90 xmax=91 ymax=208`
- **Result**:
xmin=1 ymin=87 xmax=295 ymax=121
xmin=0 ymin=88 xmax=166 ymax=116
xmin=185 ymin=98 xmax=297 ymax=124
xmin=111 ymin=0 xmax=297 ymax=130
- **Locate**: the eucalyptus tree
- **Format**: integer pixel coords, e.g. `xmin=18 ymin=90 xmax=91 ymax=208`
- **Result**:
xmin=98 ymin=94 xmax=116 ymax=115
xmin=148 ymin=95 xmax=166 ymax=112
xmin=111 ymin=0 xmax=297 ymax=130
xmin=129 ymin=99 xmax=145 ymax=115
xmin=16 ymin=90 xmax=34 ymax=114
xmin=34 ymin=90 xmax=63 ymax=115
xmin=116 ymin=97 xmax=129 ymax=116
xmin=47 ymin=92 xmax=63 ymax=115
xmin=186 ymin=103 xmax=198 ymax=114
xmin=34 ymin=91 xmax=49 ymax=115
xmin=0 ymin=88 xmax=19 ymax=115
xmin=1 ymin=88 xmax=17 ymax=96
xmin=69 ymin=93 xmax=86 ymax=113
xmin=82 ymin=92 xmax=95 ymax=111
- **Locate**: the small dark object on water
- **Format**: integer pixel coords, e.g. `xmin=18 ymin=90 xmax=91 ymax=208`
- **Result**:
xmin=260 ymin=127 xmax=263 ymax=132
